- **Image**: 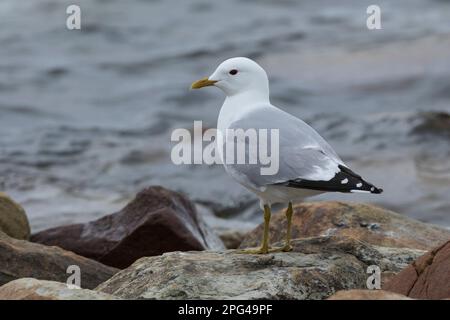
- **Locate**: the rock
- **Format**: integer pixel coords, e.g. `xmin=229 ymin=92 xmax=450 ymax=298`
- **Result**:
xmin=0 ymin=231 xmax=117 ymax=289
xmin=96 ymin=235 xmax=424 ymax=300
xmin=0 ymin=193 xmax=30 ymax=240
xmin=31 ymin=186 xmax=224 ymax=269
xmin=240 ymin=201 xmax=450 ymax=251
xmin=197 ymin=203 xmax=255 ymax=249
xmin=411 ymin=111 xmax=450 ymax=137
xmin=327 ymin=289 xmax=412 ymax=300
xmin=0 ymin=278 xmax=119 ymax=300
xmin=385 ymin=240 xmax=450 ymax=299
xmin=217 ymin=229 xmax=248 ymax=249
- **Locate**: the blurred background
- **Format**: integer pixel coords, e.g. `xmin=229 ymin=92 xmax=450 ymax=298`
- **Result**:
xmin=0 ymin=0 xmax=449 ymax=233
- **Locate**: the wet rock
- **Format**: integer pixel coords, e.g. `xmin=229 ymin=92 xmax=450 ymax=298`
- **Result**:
xmin=96 ymin=235 xmax=424 ymax=300
xmin=240 ymin=201 xmax=450 ymax=251
xmin=217 ymin=229 xmax=248 ymax=249
xmin=198 ymin=203 xmax=254 ymax=249
xmin=32 ymin=186 xmax=224 ymax=269
xmin=327 ymin=289 xmax=412 ymax=300
xmin=411 ymin=111 xmax=450 ymax=137
xmin=0 ymin=278 xmax=119 ymax=300
xmin=0 ymin=193 xmax=30 ymax=240
xmin=385 ymin=240 xmax=450 ymax=299
xmin=0 ymin=231 xmax=117 ymax=289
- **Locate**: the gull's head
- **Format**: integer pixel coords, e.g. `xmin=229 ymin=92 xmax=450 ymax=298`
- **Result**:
xmin=191 ymin=57 xmax=269 ymax=97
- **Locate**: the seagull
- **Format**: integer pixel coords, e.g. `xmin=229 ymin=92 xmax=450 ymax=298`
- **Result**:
xmin=191 ymin=57 xmax=383 ymax=254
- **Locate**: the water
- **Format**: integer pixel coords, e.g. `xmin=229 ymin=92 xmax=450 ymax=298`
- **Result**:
xmin=0 ymin=0 xmax=449 ymax=232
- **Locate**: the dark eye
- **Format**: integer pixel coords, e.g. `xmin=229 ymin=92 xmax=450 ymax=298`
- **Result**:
xmin=229 ymin=69 xmax=238 ymax=75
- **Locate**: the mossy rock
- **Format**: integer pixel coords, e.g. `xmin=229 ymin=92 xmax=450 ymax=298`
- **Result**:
xmin=0 ymin=193 xmax=30 ymax=240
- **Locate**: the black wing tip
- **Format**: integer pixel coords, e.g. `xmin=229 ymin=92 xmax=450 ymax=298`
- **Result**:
xmin=339 ymin=165 xmax=383 ymax=194
xmin=274 ymin=164 xmax=384 ymax=195
xmin=371 ymin=186 xmax=383 ymax=194
xmin=351 ymin=179 xmax=383 ymax=194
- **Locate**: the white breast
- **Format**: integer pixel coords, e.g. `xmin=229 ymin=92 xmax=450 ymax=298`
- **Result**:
xmin=217 ymin=95 xmax=271 ymax=165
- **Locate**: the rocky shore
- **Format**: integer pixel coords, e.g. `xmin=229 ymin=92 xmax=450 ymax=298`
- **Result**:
xmin=0 ymin=187 xmax=449 ymax=300
xmin=31 ymin=187 xmax=224 ymax=269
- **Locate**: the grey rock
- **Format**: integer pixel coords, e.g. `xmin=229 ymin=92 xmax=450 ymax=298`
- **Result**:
xmin=0 ymin=278 xmax=120 ymax=300
xmin=97 ymin=235 xmax=425 ymax=300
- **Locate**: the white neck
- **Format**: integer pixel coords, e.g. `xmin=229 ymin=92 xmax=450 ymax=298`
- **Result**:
xmin=217 ymin=89 xmax=271 ymax=130
xmin=226 ymin=88 xmax=270 ymax=104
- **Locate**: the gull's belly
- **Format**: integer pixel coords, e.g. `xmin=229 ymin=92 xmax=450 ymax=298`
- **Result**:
xmin=256 ymin=185 xmax=323 ymax=205
xmin=223 ymin=163 xmax=323 ymax=205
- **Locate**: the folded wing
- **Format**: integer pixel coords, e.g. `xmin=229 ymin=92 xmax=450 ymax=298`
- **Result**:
xmin=224 ymin=105 xmax=382 ymax=194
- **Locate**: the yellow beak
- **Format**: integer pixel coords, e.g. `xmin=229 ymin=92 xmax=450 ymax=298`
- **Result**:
xmin=191 ymin=77 xmax=217 ymax=89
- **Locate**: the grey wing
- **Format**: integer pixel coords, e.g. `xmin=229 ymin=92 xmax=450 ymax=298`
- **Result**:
xmin=224 ymin=105 xmax=345 ymax=189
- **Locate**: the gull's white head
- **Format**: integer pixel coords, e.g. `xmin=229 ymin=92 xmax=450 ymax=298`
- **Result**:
xmin=191 ymin=57 xmax=269 ymax=97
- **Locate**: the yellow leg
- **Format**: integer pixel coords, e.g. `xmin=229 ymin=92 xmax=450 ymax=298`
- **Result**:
xmin=269 ymin=202 xmax=293 ymax=253
xmin=283 ymin=202 xmax=293 ymax=252
xmin=261 ymin=204 xmax=271 ymax=252
xmin=237 ymin=204 xmax=271 ymax=254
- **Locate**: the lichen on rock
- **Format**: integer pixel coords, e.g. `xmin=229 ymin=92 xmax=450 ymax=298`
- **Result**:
xmin=0 ymin=193 xmax=30 ymax=240
xmin=96 ymin=235 xmax=425 ymax=300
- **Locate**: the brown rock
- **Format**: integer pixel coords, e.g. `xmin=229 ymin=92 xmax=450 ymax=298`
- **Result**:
xmin=240 ymin=201 xmax=450 ymax=251
xmin=0 ymin=231 xmax=117 ymax=289
xmin=0 ymin=278 xmax=119 ymax=300
xmin=328 ymin=289 xmax=412 ymax=300
xmin=218 ymin=229 xmax=248 ymax=249
xmin=0 ymin=193 xmax=30 ymax=240
xmin=412 ymin=111 xmax=450 ymax=137
xmin=31 ymin=186 xmax=224 ymax=269
xmin=385 ymin=240 xmax=450 ymax=299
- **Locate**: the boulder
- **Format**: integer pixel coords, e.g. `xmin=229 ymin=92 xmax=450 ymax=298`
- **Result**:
xmin=0 ymin=231 xmax=117 ymax=289
xmin=96 ymin=235 xmax=424 ymax=300
xmin=0 ymin=193 xmax=30 ymax=240
xmin=411 ymin=111 xmax=450 ymax=137
xmin=385 ymin=240 xmax=450 ymax=299
xmin=217 ymin=229 xmax=248 ymax=249
xmin=31 ymin=186 xmax=224 ymax=269
xmin=240 ymin=201 xmax=450 ymax=251
xmin=0 ymin=278 xmax=119 ymax=300
xmin=327 ymin=289 xmax=411 ymax=300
